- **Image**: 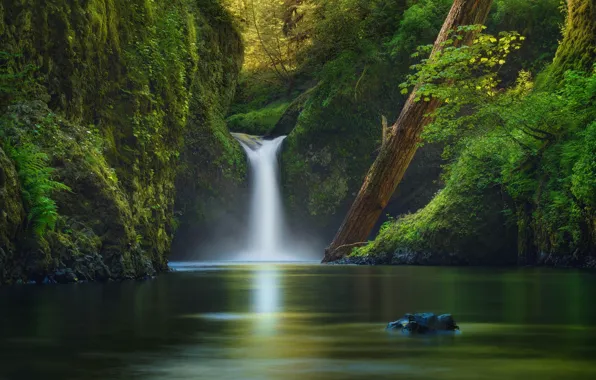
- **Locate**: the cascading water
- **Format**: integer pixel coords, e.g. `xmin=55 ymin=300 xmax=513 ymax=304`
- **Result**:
xmin=233 ymin=134 xmax=287 ymax=260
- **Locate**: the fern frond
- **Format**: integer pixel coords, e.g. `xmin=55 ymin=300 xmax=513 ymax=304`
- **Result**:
xmin=5 ymin=142 xmax=70 ymax=237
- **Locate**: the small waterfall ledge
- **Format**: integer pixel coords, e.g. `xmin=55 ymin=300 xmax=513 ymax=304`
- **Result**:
xmin=232 ymin=133 xmax=289 ymax=261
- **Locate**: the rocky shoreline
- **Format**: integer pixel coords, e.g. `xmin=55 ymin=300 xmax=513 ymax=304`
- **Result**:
xmin=329 ymin=248 xmax=596 ymax=269
xmin=5 ymin=260 xmax=163 ymax=286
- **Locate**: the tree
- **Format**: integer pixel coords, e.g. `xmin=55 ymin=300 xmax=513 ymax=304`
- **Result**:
xmin=230 ymin=0 xmax=314 ymax=88
xmin=549 ymin=0 xmax=596 ymax=80
xmin=323 ymin=0 xmax=495 ymax=262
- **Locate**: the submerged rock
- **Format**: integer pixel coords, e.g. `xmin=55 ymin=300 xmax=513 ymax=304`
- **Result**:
xmin=387 ymin=313 xmax=459 ymax=334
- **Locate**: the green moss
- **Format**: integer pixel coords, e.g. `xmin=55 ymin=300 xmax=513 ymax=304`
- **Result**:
xmin=229 ymin=71 xmax=290 ymax=115
xmin=227 ymin=101 xmax=290 ymax=135
xmin=282 ymin=91 xmax=381 ymax=228
xmin=0 ymin=0 xmax=245 ymax=283
xmin=550 ymin=0 xmax=596 ymax=80
xmin=353 ymin=134 xmax=519 ymax=265
xmin=0 ymin=146 xmax=25 ymax=284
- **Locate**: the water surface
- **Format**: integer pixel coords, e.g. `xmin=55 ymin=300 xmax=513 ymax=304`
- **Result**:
xmin=1 ymin=263 xmax=596 ymax=379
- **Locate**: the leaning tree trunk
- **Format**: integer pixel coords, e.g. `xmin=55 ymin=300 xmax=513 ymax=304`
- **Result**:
xmin=323 ymin=0 xmax=494 ymax=263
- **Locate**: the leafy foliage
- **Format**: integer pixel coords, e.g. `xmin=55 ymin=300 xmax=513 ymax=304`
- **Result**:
xmin=226 ymin=0 xmax=315 ymax=84
xmin=488 ymin=0 xmax=563 ymax=77
xmin=359 ymin=51 xmax=596 ymax=260
xmin=0 ymin=52 xmax=70 ymax=238
xmin=400 ymin=26 xmax=525 ymax=101
xmin=353 ymin=133 xmax=520 ymax=264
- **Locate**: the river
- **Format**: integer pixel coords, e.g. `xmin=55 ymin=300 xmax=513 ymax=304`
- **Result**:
xmin=1 ymin=263 xmax=596 ymax=379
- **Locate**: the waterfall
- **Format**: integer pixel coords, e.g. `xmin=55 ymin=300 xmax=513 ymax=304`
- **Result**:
xmin=233 ymin=134 xmax=287 ymax=260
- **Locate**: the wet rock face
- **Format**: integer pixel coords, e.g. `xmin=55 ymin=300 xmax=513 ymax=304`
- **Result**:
xmin=0 ymin=147 xmax=25 ymax=284
xmin=231 ymin=133 xmax=264 ymax=151
xmin=387 ymin=313 xmax=460 ymax=334
xmin=0 ymin=0 xmax=246 ymax=284
xmin=0 ymin=101 xmax=153 ymax=284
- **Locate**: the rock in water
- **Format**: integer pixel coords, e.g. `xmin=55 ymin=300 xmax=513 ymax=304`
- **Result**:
xmin=387 ymin=313 xmax=459 ymax=334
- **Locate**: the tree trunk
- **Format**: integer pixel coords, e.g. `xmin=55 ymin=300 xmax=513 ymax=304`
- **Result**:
xmin=323 ymin=0 xmax=494 ymax=263
xmin=550 ymin=0 xmax=596 ymax=80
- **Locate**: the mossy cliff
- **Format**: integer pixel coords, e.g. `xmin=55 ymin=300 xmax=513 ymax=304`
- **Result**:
xmin=0 ymin=0 xmax=245 ymax=284
xmin=0 ymin=146 xmax=25 ymax=281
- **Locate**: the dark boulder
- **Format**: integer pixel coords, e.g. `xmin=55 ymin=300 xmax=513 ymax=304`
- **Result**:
xmin=54 ymin=268 xmax=78 ymax=284
xmin=387 ymin=313 xmax=459 ymax=334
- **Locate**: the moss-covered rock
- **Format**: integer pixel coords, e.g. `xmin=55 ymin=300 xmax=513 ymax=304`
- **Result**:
xmin=172 ymin=3 xmax=247 ymax=257
xmin=349 ymin=135 xmax=519 ymax=266
xmin=280 ymin=94 xmax=380 ymax=240
xmin=227 ymin=101 xmax=290 ymax=136
xmin=0 ymin=146 xmax=25 ymax=283
xmin=1 ymin=100 xmax=154 ymax=281
xmin=269 ymin=87 xmax=314 ymax=137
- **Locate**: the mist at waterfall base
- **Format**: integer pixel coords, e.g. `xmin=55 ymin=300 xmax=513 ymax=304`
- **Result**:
xmin=171 ymin=135 xmax=323 ymax=262
xmin=236 ymin=136 xmax=290 ymax=261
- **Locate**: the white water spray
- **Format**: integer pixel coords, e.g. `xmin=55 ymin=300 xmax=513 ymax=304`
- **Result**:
xmin=233 ymin=134 xmax=287 ymax=260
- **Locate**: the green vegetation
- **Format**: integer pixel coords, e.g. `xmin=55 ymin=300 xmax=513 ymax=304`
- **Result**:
xmin=0 ymin=52 xmax=39 ymax=108
xmin=1 ymin=55 xmax=70 ymax=238
xmin=0 ymin=0 xmax=594 ymax=283
xmin=271 ymin=0 xmax=563 ymax=233
xmin=280 ymin=0 xmax=450 ymax=231
xmin=0 ymin=0 xmax=245 ymax=284
xmin=225 ymin=0 xmax=592 ymax=265
xmin=4 ymin=143 xmax=70 ymax=237
xmin=227 ymin=100 xmax=290 ymax=135
xmin=352 ymin=24 xmax=596 ymax=265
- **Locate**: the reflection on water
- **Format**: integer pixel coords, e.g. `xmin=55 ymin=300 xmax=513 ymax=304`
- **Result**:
xmin=254 ymin=265 xmax=280 ymax=315
xmin=253 ymin=265 xmax=281 ymax=336
xmin=1 ymin=264 xmax=596 ymax=380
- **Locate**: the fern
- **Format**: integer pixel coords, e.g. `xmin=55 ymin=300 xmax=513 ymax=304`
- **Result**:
xmin=5 ymin=143 xmax=70 ymax=237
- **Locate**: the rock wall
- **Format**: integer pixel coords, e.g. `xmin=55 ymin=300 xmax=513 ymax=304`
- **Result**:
xmin=0 ymin=0 xmax=245 ymax=284
xmin=0 ymin=147 xmax=25 ymax=283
